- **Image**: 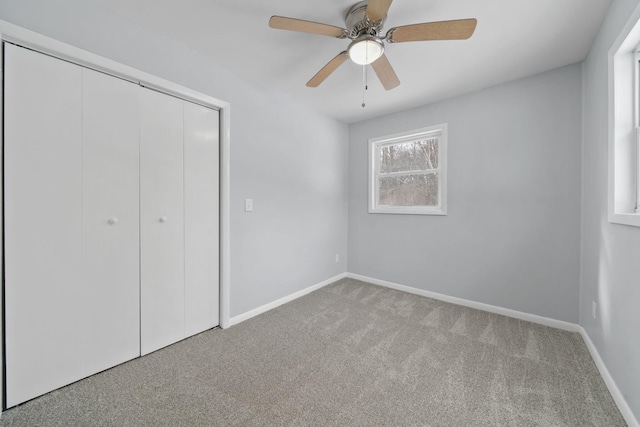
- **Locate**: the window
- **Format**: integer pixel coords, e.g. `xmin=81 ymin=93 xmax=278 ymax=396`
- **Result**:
xmin=608 ymin=7 xmax=640 ymax=227
xmin=369 ymin=124 xmax=447 ymax=215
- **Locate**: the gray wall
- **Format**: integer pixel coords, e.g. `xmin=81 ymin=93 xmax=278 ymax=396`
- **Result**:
xmin=348 ymin=64 xmax=583 ymax=322
xmin=0 ymin=0 xmax=349 ymax=317
xmin=581 ymin=0 xmax=640 ymax=419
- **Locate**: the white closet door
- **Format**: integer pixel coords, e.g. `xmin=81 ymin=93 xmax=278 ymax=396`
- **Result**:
xmin=184 ymin=102 xmax=220 ymax=335
xmin=140 ymin=88 xmax=185 ymax=355
xmin=81 ymin=68 xmax=141 ymax=374
xmin=4 ymin=43 xmax=84 ymax=407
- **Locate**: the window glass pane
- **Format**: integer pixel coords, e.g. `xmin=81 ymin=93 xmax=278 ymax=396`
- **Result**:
xmin=380 ymin=138 xmax=438 ymax=173
xmin=379 ymin=173 xmax=439 ymax=206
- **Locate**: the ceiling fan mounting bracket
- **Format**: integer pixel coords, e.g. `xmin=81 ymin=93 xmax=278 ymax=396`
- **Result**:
xmin=345 ymin=1 xmax=385 ymax=39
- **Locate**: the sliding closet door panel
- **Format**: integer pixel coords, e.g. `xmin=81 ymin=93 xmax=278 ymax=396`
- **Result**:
xmin=184 ymin=102 xmax=220 ymax=336
xmin=4 ymin=44 xmax=84 ymax=407
xmin=81 ymin=68 xmax=141 ymax=374
xmin=140 ymin=88 xmax=185 ymax=355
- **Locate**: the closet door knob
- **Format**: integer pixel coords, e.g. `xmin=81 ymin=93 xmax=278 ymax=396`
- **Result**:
xmin=159 ymin=216 xmax=167 ymax=223
xmin=107 ymin=218 xmax=118 ymax=225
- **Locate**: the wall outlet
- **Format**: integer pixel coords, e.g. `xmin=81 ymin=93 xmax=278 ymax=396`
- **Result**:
xmin=592 ymin=301 xmax=597 ymax=320
xmin=335 ymin=254 xmax=340 ymax=263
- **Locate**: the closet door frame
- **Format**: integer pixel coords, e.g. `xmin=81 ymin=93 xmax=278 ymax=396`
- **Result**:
xmin=0 ymin=22 xmax=232 ymax=410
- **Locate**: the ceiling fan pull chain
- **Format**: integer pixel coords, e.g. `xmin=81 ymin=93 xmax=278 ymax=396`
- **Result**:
xmin=362 ymin=64 xmax=368 ymax=108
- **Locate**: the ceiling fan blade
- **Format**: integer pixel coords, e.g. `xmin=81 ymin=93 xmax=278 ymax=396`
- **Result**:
xmin=307 ymin=51 xmax=349 ymax=87
xmin=371 ymin=53 xmax=400 ymax=90
xmin=387 ymin=18 xmax=477 ymax=43
xmin=269 ymin=16 xmax=346 ymax=38
xmin=366 ymin=0 xmax=393 ymax=22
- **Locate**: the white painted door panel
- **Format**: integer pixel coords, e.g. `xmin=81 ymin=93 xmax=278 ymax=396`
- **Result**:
xmin=140 ymin=88 xmax=185 ymax=355
xmin=184 ymin=102 xmax=220 ymax=335
xmin=4 ymin=44 xmax=85 ymax=407
xmin=4 ymin=44 xmax=221 ymax=406
xmin=81 ymin=68 xmax=141 ymax=374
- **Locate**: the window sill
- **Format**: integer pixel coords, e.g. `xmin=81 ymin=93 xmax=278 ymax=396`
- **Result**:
xmin=369 ymin=206 xmax=447 ymax=216
xmin=608 ymin=212 xmax=640 ymax=227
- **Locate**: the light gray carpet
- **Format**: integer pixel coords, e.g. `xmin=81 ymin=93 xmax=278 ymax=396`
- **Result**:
xmin=0 ymin=278 xmax=626 ymax=426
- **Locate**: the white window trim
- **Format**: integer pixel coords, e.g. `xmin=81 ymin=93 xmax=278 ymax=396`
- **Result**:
xmin=636 ymin=52 xmax=640 ymax=213
xmin=636 ymin=127 xmax=640 ymax=214
xmin=368 ymin=123 xmax=447 ymax=215
xmin=607 ymin=5 xmax=640 ymax=227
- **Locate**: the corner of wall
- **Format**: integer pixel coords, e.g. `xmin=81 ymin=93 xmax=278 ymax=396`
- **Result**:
xmin=578 ymin=59 xmax=587 ymax=328
xmin=579 ymin=327 xmax=640 ymax=427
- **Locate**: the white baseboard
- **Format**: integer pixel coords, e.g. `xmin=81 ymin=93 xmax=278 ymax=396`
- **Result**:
xmin=228 ymin=273 xmax=347 ymax=326
xmin=579 ymin=328 xmax=639 ymax=427
xmin=345 ymin=273 xmax=581 ymax=332
xmin=230 ymin=271 xmax=580 ymax=332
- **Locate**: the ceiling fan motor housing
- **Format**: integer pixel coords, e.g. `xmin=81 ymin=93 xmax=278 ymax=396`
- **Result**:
xmin=346 ymin=1 xmax=385 ymax=38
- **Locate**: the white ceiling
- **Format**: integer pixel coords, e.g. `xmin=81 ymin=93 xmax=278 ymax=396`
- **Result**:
xmin=92 ymin=0 xmax=611 ymax=123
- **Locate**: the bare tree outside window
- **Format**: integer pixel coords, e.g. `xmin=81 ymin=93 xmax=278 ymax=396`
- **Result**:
xmin=378 ymin=138 xmax=439 ymax=206
xmin=369 ymin=125 xmax=447 ymax=215
xmin=379 ymin=173 xmax=439 ymax=206
xmin=380 ymin=138 xmax=438 ymax=173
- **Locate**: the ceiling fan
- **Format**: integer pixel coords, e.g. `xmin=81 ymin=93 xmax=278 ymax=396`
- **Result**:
xmin=269 ymin=0 xmax=477 ymax=90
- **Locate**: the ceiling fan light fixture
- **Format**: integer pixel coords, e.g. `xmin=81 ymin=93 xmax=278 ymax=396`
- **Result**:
xmin=348 ymin=36 xmax=384 ymax=65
